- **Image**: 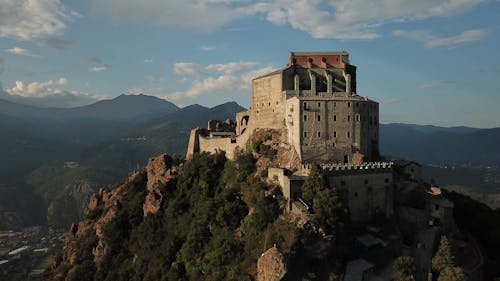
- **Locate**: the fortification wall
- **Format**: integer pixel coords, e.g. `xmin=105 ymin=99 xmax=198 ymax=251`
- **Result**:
xmin=250 ymin=73 xmax=285 ymax=129
xmin=322 ymin=163 xmax=393 ymax=222
xmin=296 ymin=96 xmax=378 ymax=164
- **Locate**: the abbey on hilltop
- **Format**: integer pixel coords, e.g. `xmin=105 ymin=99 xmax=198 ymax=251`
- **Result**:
xmin=187 ymin=51 xmax=380 ymax=164
xmin=186 ymin=52 xmax=454 ymax=226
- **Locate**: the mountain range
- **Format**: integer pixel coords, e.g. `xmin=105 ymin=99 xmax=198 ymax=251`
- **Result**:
xmin=0 ymin=95 xmax=498 ymax=228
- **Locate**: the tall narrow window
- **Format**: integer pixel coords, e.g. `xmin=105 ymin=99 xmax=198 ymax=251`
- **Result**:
xmin=303 ymin=102 xmax=308 ymax=110
xmin=304 ymin=132 xmax=308 ymax=138
xmin=347 ymin=115 xmax=350 ymax=122
xmin=317 ymin=131 xmax=321 ymax=138
xmin=317 ymin=115 xmax=321 ymax=121
xmin=348 ymin=102 xmax=351 ymax=108
xmin=347 ymin=131 xmax=350 ymax=138
xmin=334 ymin=131 xmax=337 ymax=137
xmin=303 ymin=115 xmax=308 ymax=121
xmin=318 ymin=102 xmax=321 ymax=107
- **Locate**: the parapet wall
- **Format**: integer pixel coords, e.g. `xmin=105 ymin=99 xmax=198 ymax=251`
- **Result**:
xmin=302 ymin=162 xmax=393 ymax=174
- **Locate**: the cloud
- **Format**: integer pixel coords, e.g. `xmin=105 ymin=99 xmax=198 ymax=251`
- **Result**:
xmin=7 ymin=77 xmax=67 ymax=97
xmin=169 ymin=75 xmax=239 ymax=100
xmin=89 ymin=0 xmax=484 ymax=40
xmin=146 ymin=75 xmax=165 ymax=83
xmin=173 ymin=62 xmax=205 ymax=75
xmin=173 ymin=61 xmax=259 ymax=75
xmin=90 ymin=0 xmax=239 ymax=30
xmin=167 ymin=62 xmax=275 ymax=100
xmin=0 ymin=0 xmax=75 ymax=40
xmin=242 ymin=0 xmax=485 ymax=39
xmin=206 ymin=61 xmax=258 ymax=74
xmin=127 ymin=87 xmax=167 ymax=95
xmin=45 ymin=38 xmax=75 ymax=50
xmin=200 ymin=46 xmax=216 ymax=51
xmin=5 ymin=47 xmax=41 ymax=57
xmin=88 ymin=66 xmax=107 ymax=72
xmin=382 ymin=98 xmax=401 ymax=104
xmin=393 ymin=28 xmax=488 ymax=47
xmin=144 ymin=59 xmax=153 ymax=63
xmin=1 ymin=77 xmax=105 ymax=108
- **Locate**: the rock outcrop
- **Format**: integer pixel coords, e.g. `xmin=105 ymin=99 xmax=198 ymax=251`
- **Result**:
xmin=257 ymin=246 xmax=287 ymax=281
xmin=143 ymin=154 xmax=179 ymax=216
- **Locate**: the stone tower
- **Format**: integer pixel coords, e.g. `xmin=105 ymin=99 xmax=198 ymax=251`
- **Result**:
xmin=188 ymin=51 xmax=380 ymax=165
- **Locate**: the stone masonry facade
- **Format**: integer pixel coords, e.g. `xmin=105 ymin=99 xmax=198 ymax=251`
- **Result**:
xmin=187 ymin=51 xmax=391 ymax=222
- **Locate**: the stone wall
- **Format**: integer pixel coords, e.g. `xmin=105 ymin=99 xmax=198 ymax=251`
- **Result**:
xmin=251 ymin=72 xmax=285 ymax=129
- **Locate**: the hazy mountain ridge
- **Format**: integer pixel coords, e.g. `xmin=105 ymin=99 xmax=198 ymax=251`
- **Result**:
xmin=1 ymin=95 xmax=498 ymax=229
xmin=380 ymin=123 xmax=500 ymax=165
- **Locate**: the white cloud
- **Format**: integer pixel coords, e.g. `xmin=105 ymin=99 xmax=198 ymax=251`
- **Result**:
xmin=89 ymin=0 xmax=485 ymax=40
xmin=173 ymin=62 xmax=205 ymax=75
xmin=144 ymin=59 xmax=153 ymax=63
xmin=0 ymin=0 xmax=75 ymax=40
xmin=5 ymin=47 xmax=40 ymax=57
xmin=173 ymin=61 xmax=259 ymax=76
xmin=170 ymin=75 xmax=239 ymax=100
xmin=393 ymin=28 xmax=488 ymax=47
xmin=200 ymin=46 xmax=216 ymax=51
xmin=146 ymin=75 xmax=165 ymax=83
xmin=243 ymin=0 xmax=485 ymax=39
xmin=2 ymin=77 xmax=106 ymax=107
xmin=167 ymin=62 xmax=275 ymax=100
xmin=7 ymin=77 xmax=69 ymax=97
xmin=427 ymin=29 xmax=488 ymax=48
xmin=127 ymin=87 xmax=167 ymax=95
xmin=88 ymin=66 xmax=107 ymax=72
xmin=206 ymin=61 xmax=258 ymax=74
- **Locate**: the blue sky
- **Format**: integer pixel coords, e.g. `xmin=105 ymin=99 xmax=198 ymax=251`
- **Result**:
xmin=0 ymin=0 xmax=499 ymax=128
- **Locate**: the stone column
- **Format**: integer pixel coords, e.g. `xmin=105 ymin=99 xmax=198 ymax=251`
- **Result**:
xmin=308 ymin=70 xmax=316 ymax=95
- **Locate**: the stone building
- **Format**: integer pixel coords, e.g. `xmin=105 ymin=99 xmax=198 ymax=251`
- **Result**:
xmin=187 ymin=51 xmax=392 ymax=222
xmin=187 ymin=51 xmax=380 ymax=164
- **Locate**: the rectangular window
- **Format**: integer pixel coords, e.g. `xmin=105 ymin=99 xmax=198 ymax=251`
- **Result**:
xmin=303 ymin=102 xmax=308 ymax=110
xmin=317 ymin=115 xmax=321 ymax=121
xmin=347 ymin=115 xmax=350 ymax=122
xmin=347 ymin=132 xmax=350 ymax=138
xmin=348 ymin=102 xmax=351 ymax=108
xmin=317 ymin=131 xmax=321 ymax=138
xmin=334 ymin=115 xmax=336 ymax=121
xmin=304 ymin=132 xmax=308 ymax=138
xmin=303 ymin=115 xmax=308 ymax=121
xmin=318 ymin=102 xmax=321 ymax=107
xmin=333 ymin=131 xmax=337 ymax=137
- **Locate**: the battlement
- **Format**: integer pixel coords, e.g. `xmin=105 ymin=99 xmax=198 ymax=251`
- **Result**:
xmin=302 ymin=162 xmax=393 ymax=175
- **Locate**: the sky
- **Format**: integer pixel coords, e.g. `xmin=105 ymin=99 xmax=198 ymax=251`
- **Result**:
xmin=0 ymin=0 xmax=499 ymax=128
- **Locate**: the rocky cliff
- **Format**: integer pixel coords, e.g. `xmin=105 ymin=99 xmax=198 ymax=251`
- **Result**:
xmin=51 ymin=151 xmax=344 ymax=281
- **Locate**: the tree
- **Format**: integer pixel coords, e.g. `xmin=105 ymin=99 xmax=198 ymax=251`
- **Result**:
xmin=392 ymin=256 xmax=415 ymax=281
xmin=432 ymin=236 xmax=455 ymax=273
xmin=312 ymin=187 xmax=346 ymax=235
xmin=301 ymin=164 xmax=327 ymax=203
xmin=437 ymin=266 xmax=466 ymax=281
